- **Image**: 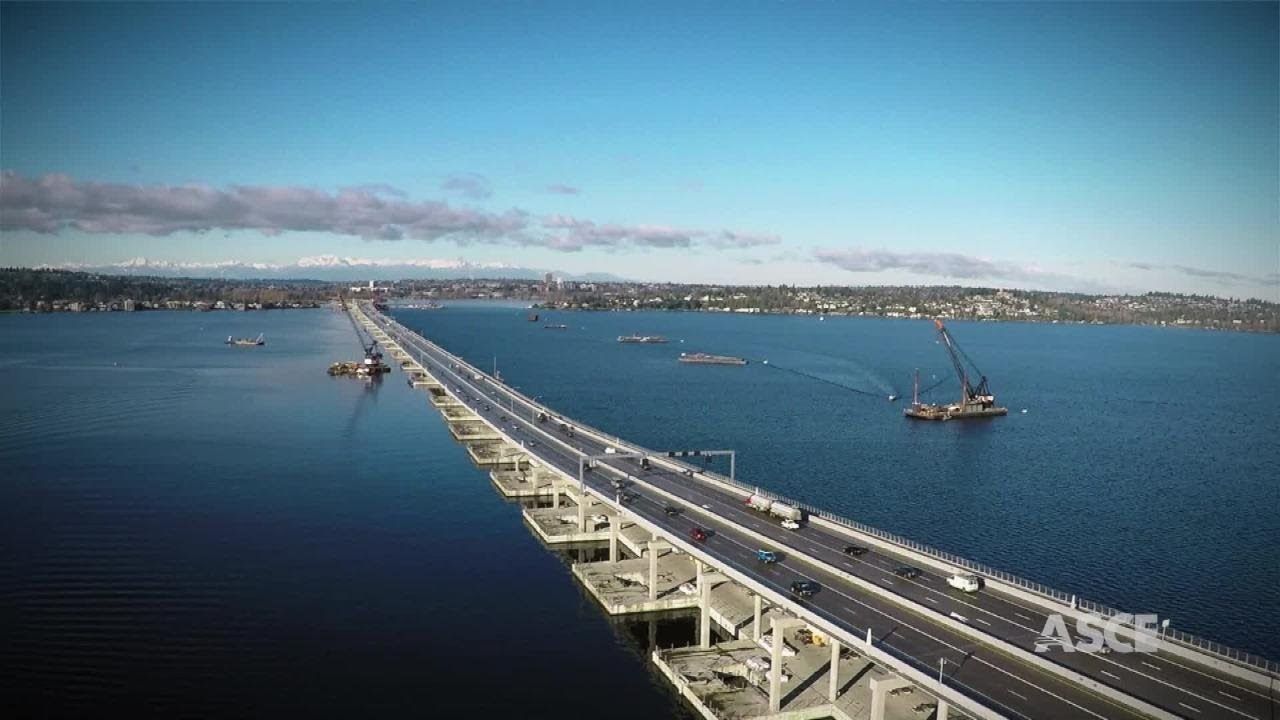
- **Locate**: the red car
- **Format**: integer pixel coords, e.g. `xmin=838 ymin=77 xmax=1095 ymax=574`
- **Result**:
xmin=690 ymin=527 xmax=708 ymax=542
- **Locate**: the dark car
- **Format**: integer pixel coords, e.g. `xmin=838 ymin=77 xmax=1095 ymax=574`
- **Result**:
xmin=483 ymin=404 xmax=491 ymax=411
xmin=843 ymin=545 xmax=868 ymax=556
xmin=664 ymin=505 xmax=681 ymax=516
xmin=500 ymin=415 xmax=508 ymax=421
xmin=790 ymin=580 xmax=819 ymax=597
xmin=895 ymin=566 xmax=922 ymax=579
xmin=690 ymin=527 xmax=708 ymax=542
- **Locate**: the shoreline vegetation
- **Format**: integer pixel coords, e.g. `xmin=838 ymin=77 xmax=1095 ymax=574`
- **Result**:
xmin=3 ymin=268 xmax=1276 ymax=332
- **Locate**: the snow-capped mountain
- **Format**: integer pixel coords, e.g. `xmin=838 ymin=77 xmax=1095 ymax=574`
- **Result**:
xmin=40 ymin=256 xmax=627 ymax=282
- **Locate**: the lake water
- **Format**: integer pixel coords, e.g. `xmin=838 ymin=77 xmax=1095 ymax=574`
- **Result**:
xmin=2 ymin=305 xmax=1276 ymax=716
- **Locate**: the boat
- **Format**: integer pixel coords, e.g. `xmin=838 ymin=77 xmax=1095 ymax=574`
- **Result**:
xmin=679 ymin=352 xmax=747 ymax=366
xmin=618 ymin=335 xmax=669 ymax=344
xmin=527 ymin=312 xmax=540 ymax=322
xmin=544 ymin=324 xmax=568 ymax=330
xmin=904 ymin=319 xmax=1007 ymax=421
xmin=226 ymin=333 xmax=265 ymax=346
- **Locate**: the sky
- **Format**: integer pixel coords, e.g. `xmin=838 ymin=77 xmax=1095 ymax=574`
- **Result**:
xmin=1 ymin=1 xmax=1277 ymax=297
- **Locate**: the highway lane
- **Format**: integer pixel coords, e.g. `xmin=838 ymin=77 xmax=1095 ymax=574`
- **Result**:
xmin=367 ymin=305 xmax=1277 ymax=719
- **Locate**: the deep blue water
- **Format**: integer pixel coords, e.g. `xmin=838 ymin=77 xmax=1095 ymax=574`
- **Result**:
xmin=1 ymin=306 xmax=1276 ymax=718
xmin=394 ymin=302 xmax=1280 ymax=660
xmin=0 ymin=310 xmax=693 ymax=718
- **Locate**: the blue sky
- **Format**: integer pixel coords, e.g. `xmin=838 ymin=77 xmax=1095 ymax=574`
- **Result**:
xmin=1 ymin=1 xmax=1276 ymax=296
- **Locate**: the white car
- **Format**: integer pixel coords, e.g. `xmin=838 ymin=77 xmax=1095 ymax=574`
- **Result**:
xmin=780 ymin=519 xmax=801 ymax=530
xmin=604 ymin=447 xmax=616 ymax=454
xmin=947 ymin=573 xmax=981 ymax=593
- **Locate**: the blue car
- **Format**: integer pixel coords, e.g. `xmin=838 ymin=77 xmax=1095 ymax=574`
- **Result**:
xmin=756 ymin=549 xmax=778 ymax=563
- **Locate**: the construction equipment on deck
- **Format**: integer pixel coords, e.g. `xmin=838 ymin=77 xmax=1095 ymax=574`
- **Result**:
xmin=904 ymin=319 xmax=1007 ymax=421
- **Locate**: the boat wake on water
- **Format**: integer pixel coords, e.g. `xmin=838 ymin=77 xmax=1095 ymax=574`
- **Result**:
xmin=758 ymin=360 xmax=898 ymax=401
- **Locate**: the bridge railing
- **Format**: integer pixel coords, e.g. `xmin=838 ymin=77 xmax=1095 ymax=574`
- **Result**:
xmin=711 ymin=470 xmax=1280 ymax=676
xmin=370 ymin=304 xmax=1280 ymax=677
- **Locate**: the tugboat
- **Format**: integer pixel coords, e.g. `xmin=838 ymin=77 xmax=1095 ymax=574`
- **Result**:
xmin=905 ymin=319 xmax=1007 ymax=421
xmin=226 ymin=333 xmax=265 ymax=346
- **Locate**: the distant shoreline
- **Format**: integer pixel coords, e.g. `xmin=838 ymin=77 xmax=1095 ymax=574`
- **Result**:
xmin=518 ymin=304 xmax=1280 ymax=335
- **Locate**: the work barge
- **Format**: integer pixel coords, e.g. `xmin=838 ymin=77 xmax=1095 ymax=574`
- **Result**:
xmin=345 ymin=299 xmax=1280 ymax=720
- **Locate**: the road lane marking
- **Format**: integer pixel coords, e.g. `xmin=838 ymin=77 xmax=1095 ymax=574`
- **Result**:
xmin=1008 ymin=689 xmax=1027 ymax=701
xmin=1015 ymin=612 xmax=1033 ymax=621
xmin=1101 ymin=670 xmax=1120 ymax=680
xmin=1179 ymin=702 xmax=1201 ymax=713
xmin=973 ymin=617 xmax=991 ymax=626
xmin=925 ymin=597 xmax=938 ymax=604
xmin=1141 ymin=661 xmax=1160 ymax=671
xmin=1218 ymin=691 xmax=1240 ymax=701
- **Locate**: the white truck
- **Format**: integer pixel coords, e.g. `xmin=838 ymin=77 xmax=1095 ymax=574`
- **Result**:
xmin=947 ymin=573 xmax=981 ymax=593
xmin=769 ymin=501 xmax=802 ymax=523
xmin=746 ymin=494 xmax=773 ymax=513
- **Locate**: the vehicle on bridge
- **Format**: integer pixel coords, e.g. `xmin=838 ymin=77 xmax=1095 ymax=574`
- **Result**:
xmin=690 ymin=527 xmax=708 ymax=542
xmin=780 ymin=519 xmax=801 ymax=530
xmin=947 ymin=573 xmax=981 ymax=593
xmin=790 ymin=580 xmax=819 ymax=597
xmin=756 ymin=549 xmax=778 ymax=563
xmin=663 ymin=505 xmax=681 ymax=516
xmin=769 ymin=501 xmax=802 ymax=523
xmin=746 ymin=494 xmax=772 ymax=512
xmin=895 ymin=566 xmax=922 ymax=579
xmin=843 ymin=544 xmax=868 ymax=556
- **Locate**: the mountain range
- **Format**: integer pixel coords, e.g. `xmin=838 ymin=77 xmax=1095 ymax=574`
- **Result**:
xmin=35 ymin=256 xmax=628 ymax=283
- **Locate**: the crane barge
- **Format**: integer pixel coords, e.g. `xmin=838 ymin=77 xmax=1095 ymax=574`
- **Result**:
xmin=329 ymin=299 xmax=390 ymax=378
xmin=905 ymin=319 xmax=1007 ymax=421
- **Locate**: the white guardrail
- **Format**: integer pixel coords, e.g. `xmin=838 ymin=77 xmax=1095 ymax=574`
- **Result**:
xmin=366 ymin=303 xmax=1280 ymax=679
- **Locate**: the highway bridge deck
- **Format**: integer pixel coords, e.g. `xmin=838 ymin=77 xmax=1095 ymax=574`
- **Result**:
xmin=358 ymin=301 xmax=1278 ymax=720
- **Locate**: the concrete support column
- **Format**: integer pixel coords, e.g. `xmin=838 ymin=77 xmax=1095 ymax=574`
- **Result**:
xmin=936 ymin=700 xmax=949 ymax=720
xmin=868 ymin=677 xmax=911 ymax=720
xmin=869 ymin=678 xmax=886 ymax=720
xmin=609 ymin=515 xmax=619 ymax=562
xmin=577 ymin=490 xmax=587 ymax=532
xmin=648 ymin=542 xmax=659 ymax=601
xmin=769 ymin=617 xmax=784 ymax=713
xmin=699 ymin=575 xmax=712 ymax=649
xmin=828 ymin=638 xmax=841 ymax=700
xmin=551 ymin=481 xmax=560 ymax=509
xmin=753 ymin=594 xmax=763 ymax=641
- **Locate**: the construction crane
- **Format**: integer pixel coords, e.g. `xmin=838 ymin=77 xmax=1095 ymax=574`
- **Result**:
xmin=905 ymin=320 xmax=1006 ymax=421
xmin=933 ymin=318 xmax=992 ymax=403
xmin=342 ymin=296 xmax=383 ymax=364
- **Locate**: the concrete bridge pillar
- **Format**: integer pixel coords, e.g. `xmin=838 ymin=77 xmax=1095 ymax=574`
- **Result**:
xmin=828 ymin=637 xmax=841 ymax=701
xmin=697 ymin=568 xmax=724 ymax=649
xmin=647 ymin=541 xmax=660 ymax=601
xmin=768 ymin=616 xmax=803 ymax=713
xmin=551 ymin=480 xmax=560 ymax=509
xmin=936 ymin=700 xmax=949 ymax=720
xmin=868 ymin=676 xmax=912 ymax=720
xmin=608 ymin=515 xmax=619 ymax=562
xmin=577 ymin=489 xmax=587 ymax=532
xmin=753 ymin=594 xmax=763 ymax=640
